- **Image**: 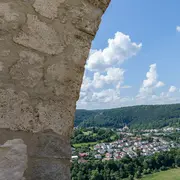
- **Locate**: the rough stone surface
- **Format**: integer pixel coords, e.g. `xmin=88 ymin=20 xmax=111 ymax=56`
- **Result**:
xmin=0 ymin=89 xmax=35 ymax=132
xmin=13 ymin=14 xmax=64 ymax=55
xmin=33 ymin=0 xmax=66 ymax=19
xmin=0 ymin=0 xmax=110 ymax=179
xmin=27 ymin=159 xmax=71 ymax=180
xmin=10 ymin=51 xmax=45 ymax=88
xmin=0 ymin=139 xmax=27 ymax=180
xmin=87 ymin=0 xmax=111 ymax=12
xmin=0 ymin=2 xmax=26 ymax=31
xmin=0 ymin=129 xmax=71 ymax=180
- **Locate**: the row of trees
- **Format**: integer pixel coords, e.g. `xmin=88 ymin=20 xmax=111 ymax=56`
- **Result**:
xmin=71 ymin=148 xmax=180 ymax=180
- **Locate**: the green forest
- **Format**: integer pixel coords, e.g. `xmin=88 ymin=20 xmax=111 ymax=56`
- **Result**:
xmin=71 ymin=149 xmax=180 ymax=180
xmin=75 ymin=104 xmax=180 ymax=129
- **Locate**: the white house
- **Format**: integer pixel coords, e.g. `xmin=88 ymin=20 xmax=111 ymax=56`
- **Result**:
xmin=107 ymin=148 xmax=113 ymax=153
xmin=71 ymin=156 xmax=78 ymax=160
xmin=98 ymin=149 xmax=106 ymax=154
xmin=95 ymin=154 xmax=102 ymax=159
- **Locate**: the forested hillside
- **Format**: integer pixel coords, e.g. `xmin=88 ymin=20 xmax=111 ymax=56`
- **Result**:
xmin=75 ymin=104 xmax=180 ymax=129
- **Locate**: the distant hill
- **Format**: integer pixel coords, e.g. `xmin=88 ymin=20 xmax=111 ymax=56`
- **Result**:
xmin=75 ymin=104 xmax=180 ymax=129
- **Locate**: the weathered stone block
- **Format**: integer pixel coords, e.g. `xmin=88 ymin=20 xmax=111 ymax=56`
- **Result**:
xmin=0 ymin=139 xmax=27 ymax=180
xmin=33 ymin=0 xmax=66 ymax=20
xmin=0 ymin=2 xmax=26 ymax=31
xmin=26 ymin=158 xmax=70 ymax=180
xmin=10 ymin=51 xmax=45 ymax=88
xmin=0 ymin=129 xmax=71 ymax=160
xmin=13 ymin=14 xmax=64 ymax=55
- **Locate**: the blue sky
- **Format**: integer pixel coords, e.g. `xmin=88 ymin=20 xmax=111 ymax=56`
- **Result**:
xmin=77 ymin=0 xmax=180 ymax=109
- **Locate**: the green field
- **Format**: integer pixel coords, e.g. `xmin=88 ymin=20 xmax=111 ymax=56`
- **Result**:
xmin=83 ymin=131 xmax=92 ymax=135
xmin=141 ymin=168 xmax=180 ymax=180
xmin=73 ymin=142 xmax=97 ymax=148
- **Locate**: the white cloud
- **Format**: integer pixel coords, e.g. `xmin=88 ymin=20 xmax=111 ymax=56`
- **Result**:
xmin=78 ymin=88 xmax=120 ymax=106
xmin=138 ymin=64 xmax=165 ymax=97
xmin=78 ymin=32 xmax=142 ymax=109
xmin=78 ymin=60 xmax=180 ymax=109
xmin=176 ymin=26 xmax=180 ymax=32
xmin=78 ymin=32 xmax=143 ymax=109
xmin=77 ymin=87 xmax=180 ymax=110
xmin=81 ymin=67 xmax=125 ymax=90
xmin=86 ymin=32 xmax=142 ymax=71
xmin=92 ymin=89 xmax=120 ymax=103
xmin=155 ymin=81 xmax=165 ymax=88
xmin=169 ymin=86 xmax=177 ymax=93
xmin=77 ymin=31 xmax=180 ymax=110
xmin=93 ymin=68 xmax=125 ymax=89
xmin=81 ymin=76 xmax=92 ymax=92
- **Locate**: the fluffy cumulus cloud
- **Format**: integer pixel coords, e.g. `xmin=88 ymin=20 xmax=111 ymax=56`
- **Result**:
xmin=78 ymin=68 xmax=124 ymax=108
xmin=176 ymin=26 xmax=180 ymax=32
xmin=169 ymin=86 xmax=177 ymax=93
xmin=81 ymin=68 xmax=125 ymax=91
xmin=77 ymin=32 xmax=142 ymax=109
xmin=138 ymin=64 xmax=164 ymax=98
xmin=86 ymin=32 xmax=142 ymax=71
xmin=92 ymin=89 xmax=121 ymax=103
xmin=77 ymin=32 xmax=180 ymax=109
xmin=135 ymin=65 xmax=180 ymax=105
xmin=94 ymin=68 xmax=125 ymax=88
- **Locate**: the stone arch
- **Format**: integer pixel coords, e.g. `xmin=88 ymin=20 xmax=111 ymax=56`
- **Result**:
xmin=0 ymin=0 xmax=110 ymax=179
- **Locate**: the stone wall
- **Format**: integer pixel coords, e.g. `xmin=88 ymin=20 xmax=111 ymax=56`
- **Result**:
xmin=0 ymin=139 xmax=27 ymax=180
xmin=0 ymin=0 xmax=110 ymax=179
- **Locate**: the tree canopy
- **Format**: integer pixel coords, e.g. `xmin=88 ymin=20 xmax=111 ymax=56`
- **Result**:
xmin=75 ymin=104 xmax=180 ymax=129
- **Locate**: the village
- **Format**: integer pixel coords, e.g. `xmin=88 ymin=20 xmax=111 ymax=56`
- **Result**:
xmin=71 ymin=126 xmax=180 ymax=163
